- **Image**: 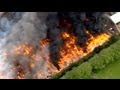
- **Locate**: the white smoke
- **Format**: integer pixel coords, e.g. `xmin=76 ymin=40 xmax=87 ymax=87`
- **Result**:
xmin=0 ymin=12 xmax=57 ymax=79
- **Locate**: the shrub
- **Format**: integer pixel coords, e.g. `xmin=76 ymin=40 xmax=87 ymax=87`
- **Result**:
xmin=89 ymin=55 xmax=105 ymax=71
xmin=77 ymin=62 xmax=92 ymax=78
xmin=61 ymin=62 xmax=92 ymax=79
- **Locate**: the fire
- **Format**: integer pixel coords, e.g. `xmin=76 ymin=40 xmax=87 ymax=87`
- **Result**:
xmin=13 ymin=43 xmax=34 ymax=79
xmin=62 ymin=32 xmax=71 ymax=39
xmin=13 ymin=30 xmax=110 ymax=78
xmin=11 ymin=21 xmax=111 ymax=79
xmin=0 ymin=13 xmax=112 ymax=79
xmin=87 ymin=33 xmax=110 ymax=51
xmin=40 ymin=38 xmax=50 ymax=47
xmin=15 ymin=43 xmax=33 ymax=56
xmin=58 ymin=31 xmax=110 ymax=68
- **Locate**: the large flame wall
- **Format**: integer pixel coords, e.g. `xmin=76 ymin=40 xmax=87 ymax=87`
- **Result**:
xmin=0 ymin=12 xmax=111 ymax=79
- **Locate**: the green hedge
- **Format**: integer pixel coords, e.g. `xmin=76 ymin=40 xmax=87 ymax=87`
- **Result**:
xmin=61 ymin=62 xmax=92 ymax=79
xmin=61 ymin=36 xmax=120 ymax=79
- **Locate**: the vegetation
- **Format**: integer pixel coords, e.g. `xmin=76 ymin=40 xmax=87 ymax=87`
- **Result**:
xmin=61 ymin=62 xmax=92 ymax=79
xmin=92 ymin=60 xmax=120 ymax=79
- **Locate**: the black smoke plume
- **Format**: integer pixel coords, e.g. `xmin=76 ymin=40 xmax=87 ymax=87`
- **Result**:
xmin=46 ymin=12 xmax=104 ymax=69
xmin=0 ymin=12 xmax=105 ymax=78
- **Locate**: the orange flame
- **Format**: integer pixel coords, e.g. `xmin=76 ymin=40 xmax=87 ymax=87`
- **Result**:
xmin=40 ymin=38 xmax=50 ymax=47
xmin=13 ymin=30 xmax=110 ymax=79
xmin=58 ymin=31 xmax=110 ymax=68
xmin=13 ymin=31 xmax=110 ymax=79
xmin=13 ymin=43 xmax=34 ymax=79
xmin=12 ymin=26 xmax=110 ymax=79
xmin=15 ymin=43 xmax=33 ymax=56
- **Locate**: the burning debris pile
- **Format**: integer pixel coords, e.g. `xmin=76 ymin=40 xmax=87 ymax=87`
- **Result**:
xmin=0 ymin=12 xmax=111 ymax=79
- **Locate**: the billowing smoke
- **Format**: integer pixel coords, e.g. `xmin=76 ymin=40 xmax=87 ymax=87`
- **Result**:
xmin=0 ymin=12 xmax=53 ymax=79
xmin=46 ymin=12 xmax=104 ymax=69
xmin=0 ymin=12 xmax=105 ymax=79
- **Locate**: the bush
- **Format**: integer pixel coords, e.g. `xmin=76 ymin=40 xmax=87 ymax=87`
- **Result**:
xmin=89 ymin=55 xmax=105 ymax=71
xmin=77 ymin=62 xmax=92 ymax=78
xmin=61 ymin=62 xmax=92 ymax=79
xmin=90 ymin=49 xmax=114 ymax=69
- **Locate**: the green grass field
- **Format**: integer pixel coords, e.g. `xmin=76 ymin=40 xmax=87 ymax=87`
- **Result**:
xmin=61 ymin=36 xmax=120 ymax=79
xmin=92 ymin=60 xmax=120 ymax=79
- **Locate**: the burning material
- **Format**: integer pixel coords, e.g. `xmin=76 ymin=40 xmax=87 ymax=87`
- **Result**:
xmin=37 ymin=27 xmax=110 ymax=73
xmin=15 ymin=43 xmax=33 ymax=56
xmin=40 ymin=38 xmax=50 ymax=47
xmin=14 ymin=63 xmax=26 ymax=79
xmin=57 ymin=31 xmax=110 ymax=69
xmin=0 ymin=12 xmax=113 ymax=79
xmin=38 ymin=15 xmax=111 ymax=71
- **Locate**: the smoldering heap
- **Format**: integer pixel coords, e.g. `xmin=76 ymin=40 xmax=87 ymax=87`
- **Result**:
xmin=0 ymin=12 xmax=110 ymax=79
